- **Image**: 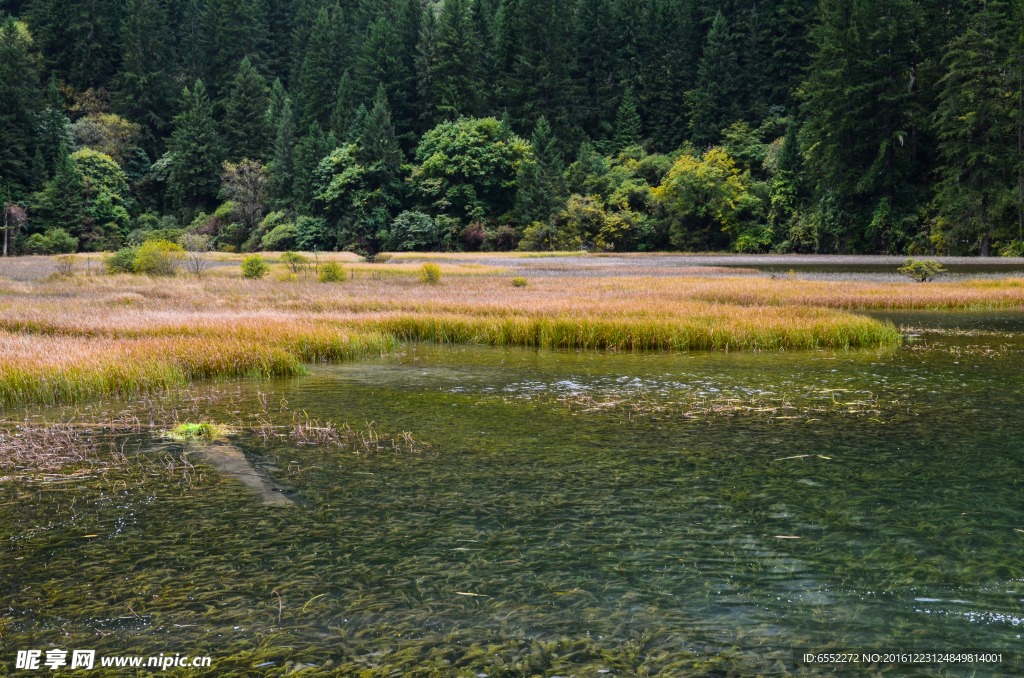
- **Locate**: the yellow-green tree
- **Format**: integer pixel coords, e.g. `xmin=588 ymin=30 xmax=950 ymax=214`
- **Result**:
xmin=653 ymin=147 xmax=754 ymax=251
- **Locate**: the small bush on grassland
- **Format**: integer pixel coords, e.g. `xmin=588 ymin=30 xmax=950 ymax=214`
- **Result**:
xmin=898 ymin=258 xmax=945 ymax=282
xmin=241 ymin=254 xmax=270 ymax=279
xmin=367 ymin=253 xmax=392 ymax=263
xmin=134 ymin=239 xmax=183 ymax=276
xmin=319 ymin=261 xmax=344 ymax=282
xmin=105 ymin=246 xmax=139 ymax=273
xmin=511 ymin=277 xmax=528 ymax=287
xmin=53 ymin=255 xmax=76 ymax=276
xmin=281 ymin=251 xmax=308 ymax=273
xmin=420 ymin=262 xmax=441 ymax=284
xmin=25 ymin=228 xmax=79 ymax=254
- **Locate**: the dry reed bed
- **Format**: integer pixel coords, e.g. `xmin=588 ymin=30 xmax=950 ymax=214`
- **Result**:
xmin=8 ymin=270 xmax=1005 ymax=407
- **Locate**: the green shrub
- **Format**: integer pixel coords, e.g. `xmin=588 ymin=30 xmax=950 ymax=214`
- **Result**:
xmin=241 ymin=254 xmax=270 ymax=279
xmin=53 ymin=255 xmax=76 ymax=276
xmin=104 ymin=246 xmax=139 ymax=273
xmin=511 ymin=276 xmax=528 ymax=287
xmin=897 ymin=258 xmax=945 ymax=282
xmin=25 ymin=228 xmax=79 ymax=254
xmin=133 ymin=239 xmax=183 ymax=276
xmin=366 ymin=253 xmax=392 ymax=263
xmin=261 ymin=221 xmax=297 ymax=250
xmin=280 ymin=251 xmax=308 ymax=273
xmin=420 ymin=262 xmax=442 ymax=284
xmin=319 ymin=261 xmax=344 ymax=282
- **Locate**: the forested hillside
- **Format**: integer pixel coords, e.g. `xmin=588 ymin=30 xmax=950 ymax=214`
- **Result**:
xmin=1 ymin=0 xmax=1022 ymax=255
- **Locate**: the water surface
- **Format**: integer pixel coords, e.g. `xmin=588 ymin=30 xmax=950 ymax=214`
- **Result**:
xmin=3 ymin=313 xmax=1024 ymax=676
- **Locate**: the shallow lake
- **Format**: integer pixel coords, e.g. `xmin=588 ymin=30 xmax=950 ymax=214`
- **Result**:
xmin=3 ymin=312 xmax=1024 ymax=676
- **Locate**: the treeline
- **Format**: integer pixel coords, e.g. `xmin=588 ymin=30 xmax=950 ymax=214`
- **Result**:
xmin=0 ymin=0 xmax=1022 ymax=255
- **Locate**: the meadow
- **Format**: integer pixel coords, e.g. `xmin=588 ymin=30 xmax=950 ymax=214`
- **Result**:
xmin=4 ymin=251 xmax=1024 ymax=408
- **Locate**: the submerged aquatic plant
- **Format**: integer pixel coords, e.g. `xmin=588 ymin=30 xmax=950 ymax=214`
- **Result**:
xmin=164 ymin=421 xmax=233 ymax=440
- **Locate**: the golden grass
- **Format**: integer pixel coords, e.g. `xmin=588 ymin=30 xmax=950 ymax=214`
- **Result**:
xmin=13 ymin=259 xmax=1024 ymax=407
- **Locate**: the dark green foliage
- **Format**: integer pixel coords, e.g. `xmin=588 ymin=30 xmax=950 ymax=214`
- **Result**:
xmin=36 ymin=75 xmax=73 ymax=177
xmin=223 ymin=57 xmax=271 ymax=161
xmin=516 ymin=116 xmax=567 ymax=226
xmin=614 ymin=88 xmax=642 ymax=151
xmin=31 ymin=147 xmax=86 ymax=241
xmin=0 ymin=17 xmax=41 ymax=197
xmin=113 ymin=0 xmax=172 ymax=153
xmin=295 ymin=5 xmax=349 ymax=133
xmin=292 ymin=121 xmax=335 ymax=214
xmin=689 ymin=11 xmax=741 ymax=148
xmin=268 ymin=96 xmax=296 ymax=209
xmin=420 ymin=0 xmax=484 ymax=126
xmin=201 ymin=0 xmax=267 ymax=94
xmin=356 ymin=16 xmax=415 ymax=143
xmin=168 ymin=80 xmax=221 ymax=216
xmin=933 ymin=0 xmax=1011 ymax=256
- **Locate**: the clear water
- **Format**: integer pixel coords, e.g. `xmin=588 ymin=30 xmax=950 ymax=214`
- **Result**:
xmin=3 ymin=313 xmax=1024 ymax=676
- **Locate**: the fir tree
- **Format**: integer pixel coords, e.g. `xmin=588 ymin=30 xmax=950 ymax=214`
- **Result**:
xmin=934 ymin=0 xmax=1011 ymax=256
xmin=614 ymin=87 xmax=643 ymax=150
xmin=690 ymin=11 xmax=741 ymax=147
xmin=223 ymin=56 xmax=271 ymax=161
xmin=415 ymin=5 xmax=441 ymax=129
xmin=357 ymin=85 xmax=404 ymax=174
xmin=67 ymin=0 xmax=123 ymax=89
xmin=429 ymin=0 xmax=484 ymax=122
xmin=168 ymin=80 xmax=222 ymax=215
xmin=292 ymin=121 xmax=335 ymax=213
xmin=764 ymin=0 xmax=817 ymax=108
xmin=644 ymin=0 xmax=689 ymax=151
xmin=296 ymin=4 xmax=349 ymax=133
xmin=572 ymin=0 xmax=617 ymax=144
xmin=201 ymin=0 xmax=268 ymax=94
xmin=32 ymin=145 xmax=86 ymax=237
xmin=113 ymin=0 xmax=172 ymax=152
xmin=0 ymin=16 xmax=41 ymax=196
xmin=515 ymin=116 xmax=566 ymax=226
xmin=36 ymin=75 xmax=74 ymax=178
xmin=268 ymin=95 xmax=296 ymax=209
xmin=355 ymin=17 xmax=415 ymax=141
xmin=330 ymin=71 xmax=359 ymax=138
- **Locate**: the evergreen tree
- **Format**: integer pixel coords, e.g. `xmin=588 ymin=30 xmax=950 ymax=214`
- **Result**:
xmin=644 ymin=0 xmax=689 ymax=151
xmin=572 ymin=0 xmax=617 ymax=145
xmin=934 ymin=0 xmax=1011 ymax=256
xmin=36 ymin=75 xmax=74 ymax=178
xmin=168 ymin=80 xmax=222 ymax=215
xmin=268 ymin=95 xmax=296 ymax=209
xmin=67 ymin=0 xmax=122 ymax=89
xmin=346 ymin=103 xmax=370 ymax=143
xmin=32 ymin=145 xmax=86 ymax=238
xmin=615 ymin=0 xmax=649 ymax=93
xmin=330 ymin=71 xmax=359 ymax=138
xmin=614 ymin=87 xmax=643 ymax=150
xmin=764 ymin=0 xmax=817 ymax=108
xmin=498 ymin=0 xmax=577 ymax=146
xmin=201 ymin=0 xmax=268 ymax=94
xmin=355 ymin=16 xmax=415 ymax=141
xmin=690 ymin=11 xmax=741 ymax=147
xmin=113 ymin=0 xmax=173 ymax=153
xmin=0 ymin=16 xmax=41 ymax=196
xmin=173 ymin=0 xmax=206 ymax=83
xmin=741 ymin=3 xmax=768 ymax=124
xmin=357 ymin=85 xmax=404 ymax=172
xmin=427 ymin=0 xmax=484 ymax=123
xmin=292 ymin=120 xmax=335 ymax=213
xmin=223 ymin=56 xmax=271 ymax=161
xmin=415 ymin=4 xmax=441 ymax=129
xmin=296 ymin=4 xmax=349 ymax=133
xmin=515 ymin=116 xmax=566 ymax=225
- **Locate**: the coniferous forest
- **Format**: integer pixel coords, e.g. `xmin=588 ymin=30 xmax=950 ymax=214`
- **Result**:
xmin=1 ymin=0 xmax=1023 ymax=255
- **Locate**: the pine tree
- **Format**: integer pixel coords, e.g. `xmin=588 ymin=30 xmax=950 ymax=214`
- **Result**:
xmin=173 ymin=0 xmax=206 ymax=83
xmin=292 ymin=121 xmax=336 ymax=213
xmin=415 ymin=4 xmax=441 ymax=129
xmin=201 ymin=0 xmax=268 ymax=94
xmin=357 ymin=85 xmax=404 ymax=173
xmin=741 ymin=3 xmax=768 ymax=124
xmin=113 ymin=0 xmax=173 ymax=153
xmin=32 ymin=145 xmax=86 ymax=238
xmin=572 ymin=0 xmax=617 ymax=144
xmin=168 ymin=80 xmax=222 ymax=215
xmin=644 ymin=0 xmax=689 ymax=151
xmin=499 ymin=0 xmax=577 ymax=146
xmin=690 ymin=11 xmax=741 ymax=147
xmin=346 ymin=103 xmax=370 ymax=143
xmin=428 ymin=0 xmax=484 ymax=122
xmin=0 ymin=16 xmax=42 ymax=196
xmin=222 ymin=57 xmax=271 ymax=161
xmin=67 ymin=0 xmax=123 ymax=89
xmin=36 ymin=75 xmax=74 ymax=178
xmin=296 ymin=4 xmax=349 ymax=133
xmin=515 ymin=116 xmax=566 ymax=225
xmin=268 ymin=95 xmax=296 ymax=209
xmin=934 ymin=0 xmax=1011 ymax=256
xmin=615 ymin=0 xmax=649 ymax=93
xmin=330 ymin=71 xmax=359 ymax=138
xmin=614 ymin=87 xmax=643 ymax=150
xmin=355 ymin=16 xmax=415 ymax=141
xmin=764 ymin=0 xmax=817 ymax=108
